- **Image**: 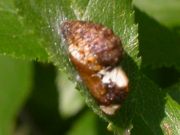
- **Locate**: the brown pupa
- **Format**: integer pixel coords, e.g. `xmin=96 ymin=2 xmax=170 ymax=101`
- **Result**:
xmin=61 ymin=20 xmax=129 ymax=115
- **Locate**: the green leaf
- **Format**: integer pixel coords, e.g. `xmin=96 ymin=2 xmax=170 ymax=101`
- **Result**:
xmin=15 ymin=0 xmax=136 ymax=119
xmin=132 ymin=80 xmax=180 ymax=135
xmin=133 ymin=0 xmax=180 ymax=28
xmin=161 ymin=95 xmax=180 ymax=135
xmin=22 ymin=0 xmax=138 ymax=133
xmin=0 ymin=0 xmax=48 ymax=61
xmin=13 ymin=0 xmax=179 ymax=134
xmin=135 ymin=8 xmax=180 ymax=70
xmin=0 ymin=55 xmax=33 ymax=135
xmin=131 ymin=115 xmax=154 ymax=135
xmin=132 ymin=75 xmax=165 ymax=135
xmin=160 ymin=83 xmax=180 ymax=135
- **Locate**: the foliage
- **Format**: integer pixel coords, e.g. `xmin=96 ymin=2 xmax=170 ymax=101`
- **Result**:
xmin=0 ymin=0 xmax=179 ymax=135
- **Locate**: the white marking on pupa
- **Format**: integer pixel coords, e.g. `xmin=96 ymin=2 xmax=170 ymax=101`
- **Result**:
xmin=100 ymin=104 xmax=120 ymax=115
xmin=76 ymin=74 xmax=82 ymax=82
xmin=99 ymin=67 xmax=128 ymax=88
